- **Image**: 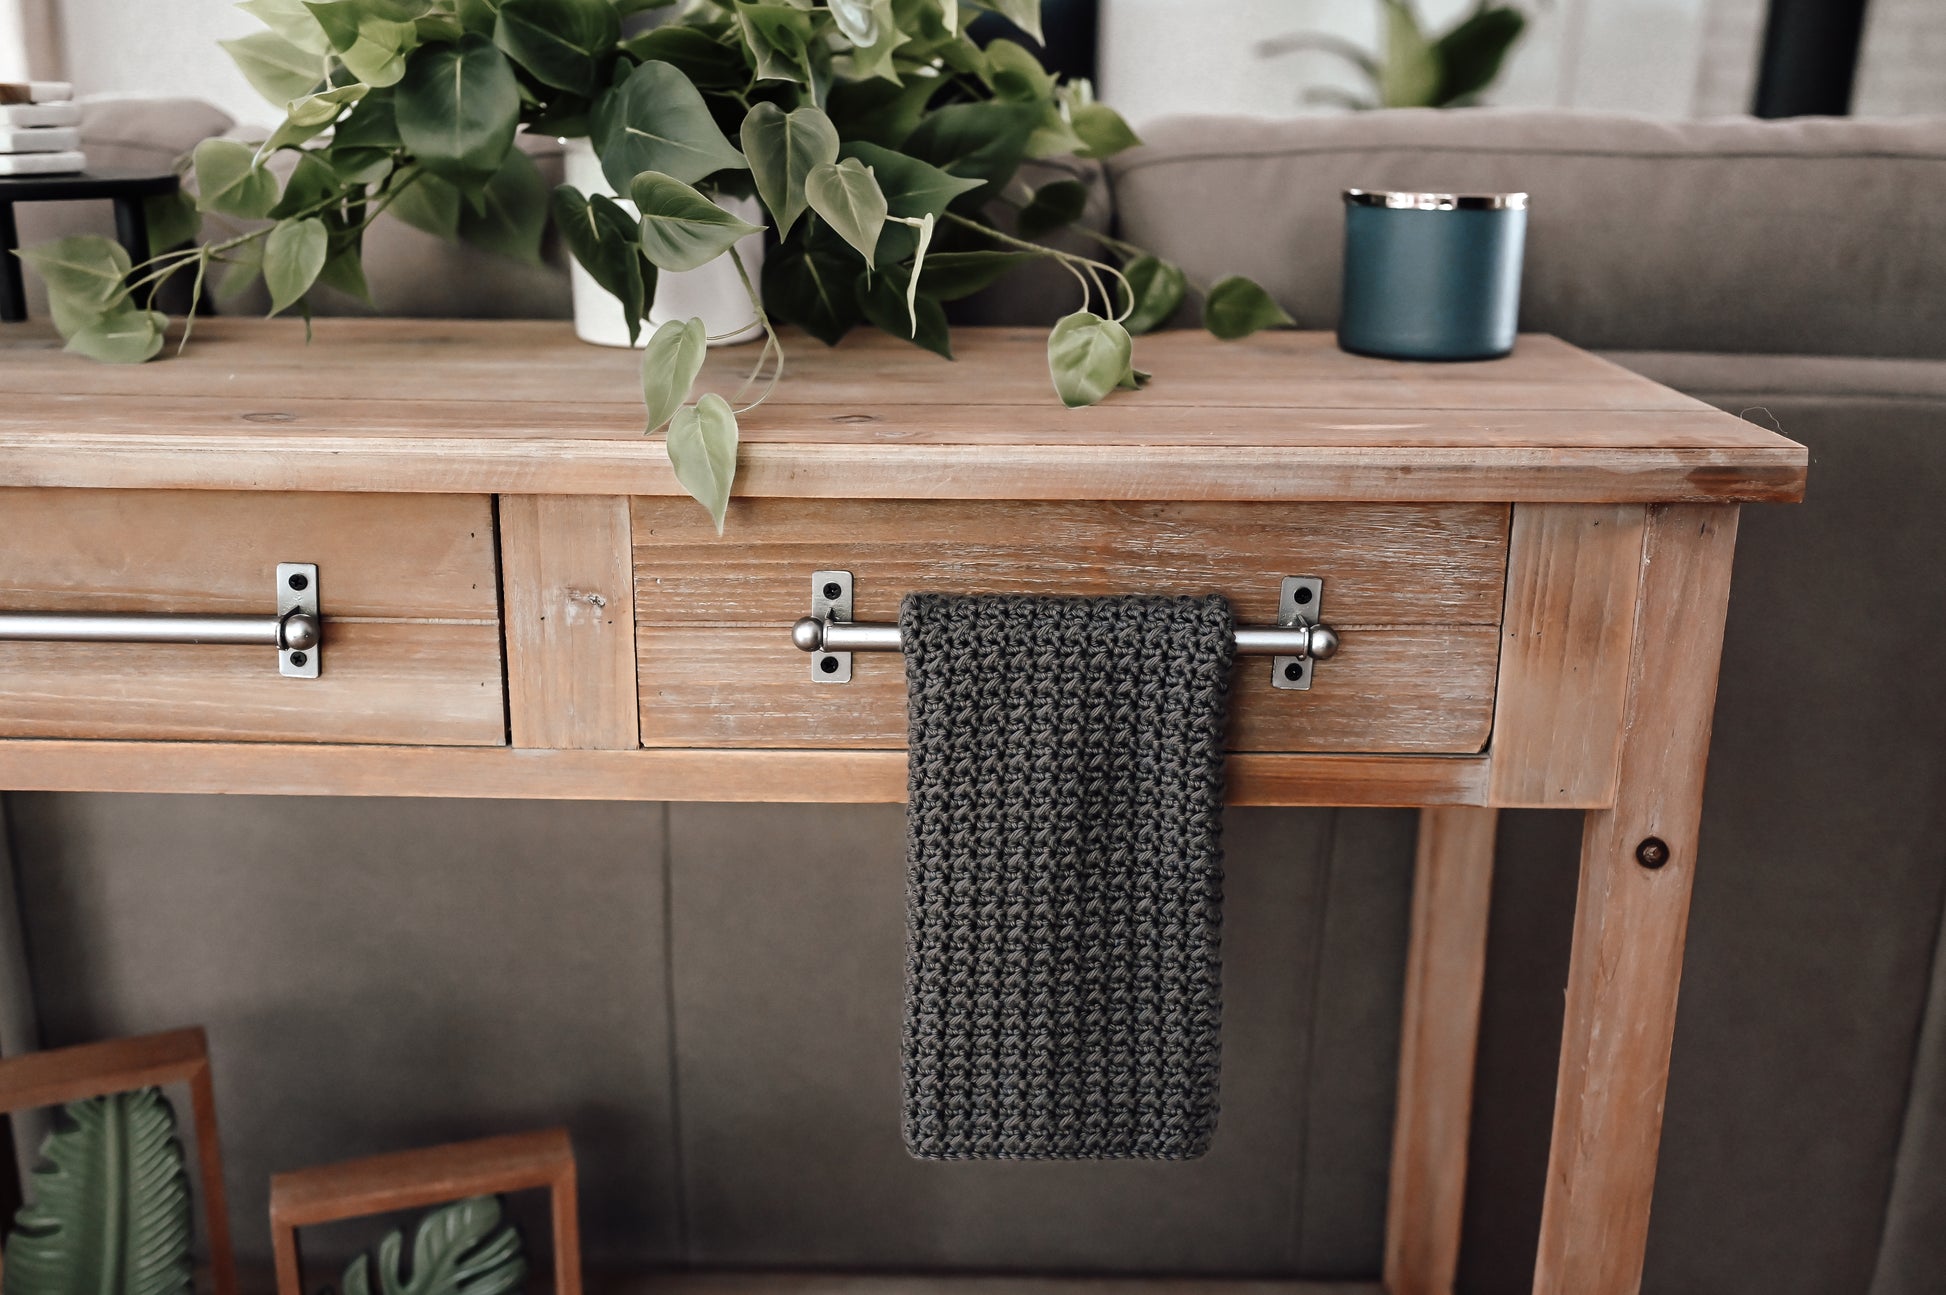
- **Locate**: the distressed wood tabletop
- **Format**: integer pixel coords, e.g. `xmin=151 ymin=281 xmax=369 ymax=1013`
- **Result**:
xmin=0 ymin=318 xmax=1805 ymax=503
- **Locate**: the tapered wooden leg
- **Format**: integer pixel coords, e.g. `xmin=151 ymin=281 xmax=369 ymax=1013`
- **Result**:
xmin=1385 ymin=805 xmax=1498 ymax=1295
xmin=1532 ymin=504 xmax=1740 ymax=1295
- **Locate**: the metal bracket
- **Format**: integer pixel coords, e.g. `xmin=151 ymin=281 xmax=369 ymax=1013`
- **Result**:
xmin=1272 ymin=577 xmax=1324 ymax=691
xmin=809 ymin=569 xmax=852 ymax=684
xmin=277 ymin=562 xmax=321 ymax=678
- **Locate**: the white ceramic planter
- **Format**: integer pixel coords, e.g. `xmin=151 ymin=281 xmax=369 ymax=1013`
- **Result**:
xmin=563 ymin=138 xmax=765 ymax=348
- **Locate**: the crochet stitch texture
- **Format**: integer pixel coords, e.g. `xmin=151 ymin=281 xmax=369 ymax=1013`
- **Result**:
xmin=900 ymin=592 xmax=1235 ymax=1160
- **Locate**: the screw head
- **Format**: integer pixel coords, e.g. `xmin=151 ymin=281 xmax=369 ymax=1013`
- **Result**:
xmin=1283 ymin=661 xmax=1304 ymax=682
xmin=288 ymin=651 xmax=308 ymax=668
xmin=287 ymin=572 xmax=309 ymax=592
xmin=1636 ymin=837 xmax=1671 ymax=869
xmin=819 ymin=655 xmax=840 ymax=675
xmin=822 ymin=581 xmax=843 ymax=601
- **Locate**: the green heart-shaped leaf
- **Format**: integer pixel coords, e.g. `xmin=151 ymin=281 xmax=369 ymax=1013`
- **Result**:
xmin=641 ymin=316 xmax=708 ymax=433
xmin=457 ymin=147 xmax=548 ymax=263
xmin=666 ymin=393 xmax=740 ymax=535
xmin=1202 ymin=274 xmax=1294 ymax=340
xmin=193 ymin=138 xmax=280 ymax=218
xmin=805 ymin=158 xmax=887 ymax=269
xmin=552 ymin=184 xmax=650 ymax=344
xmin=143 ymin=190 xmax=203 ymax=254
xmin=734 ymin=1 xmax=814 ymax=83
xmin=221 ymin=29 xmax=326 ymax=105
xmin=900 ymin=99 xmax=1038 ymax=204
xmin=388 ymin=167 xmax=464 ymax=238
xmin=269 ymin=151 xmax=339 ymax=218
xmin=592 ymin=59 xmax=747 ymax=191
xmin=840 ymin=142 xmax=980 ymax=219
xmin=264 ymin=216 xmax=330 ymax=314
xmin=980 ymin=0 xmax=1043 ymax=42
xmin=914 ymin=249 xmax=1035 ymax=301
xmin=630 ymin=171 xmax=765 ymax=272
xmin=829 ymin=0 xmax=879 ymax=45
xmin=762 ymin=229 xmax=863 ymax=345
xmin=1047 ymin=309 xmax=1132 ymax=408
xmin=618 ymin=26 xmax=749 ymax=90
xmin=741 ymin=101 xmax=839 ymax=240
xmin=493 ymin=0 xmax=618 ymax=94
xmin=1070 ymin=102 xmax=1139 ymax=159
xmin=1117 ymin=254 xmax=1185 ymax=335
xmin=395 ymin=33 xmax=520 ymax=177
xmin=1015 ymin=177 xmax=1087 ymax=238
xmin=305 ymin=0 xmax=418 ymax=86
xmin=239 ymin=0 xmax=332 ymax=54
xmin=16 ymin=236 xmax=132 ymax=321
xmin=856 ymin=262 xmax=950 ymax=358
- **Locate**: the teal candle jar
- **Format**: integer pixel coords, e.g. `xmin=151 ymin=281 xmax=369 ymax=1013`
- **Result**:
xmin=1338 ymin=190 xmax=1529 ymax=361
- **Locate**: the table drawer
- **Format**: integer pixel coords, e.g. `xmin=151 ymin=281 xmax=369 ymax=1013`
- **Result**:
xmin=634 ymin=499 xmax=1509 ymax=754
xmin=0 ymin=489 xmax=505 ymax=745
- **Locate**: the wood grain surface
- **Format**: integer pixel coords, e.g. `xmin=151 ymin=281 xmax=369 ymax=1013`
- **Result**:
xmin=1533 ymin=504 xmax=1740 ymax=1295
xmin=1486 ymin=503 xmax=1647 ymax=807
xmin=0 ymin=489 xmax=504 ymax=744
xmin=633 ymin=498 xmax=1508 ymax=754
xmin=0 ymin=740 xmax=1493 ymax=806
xmin=1386 ymin=807 xmax=1499 ymax=1295
xmin=501 ymin=495 xmax=640 ymax=750
xmin=0 ymin=321 xmax=1808 ymax=503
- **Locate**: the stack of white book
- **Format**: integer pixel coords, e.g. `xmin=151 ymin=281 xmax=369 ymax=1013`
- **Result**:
xmin=0 ymin=82 xmax=83 ymax=177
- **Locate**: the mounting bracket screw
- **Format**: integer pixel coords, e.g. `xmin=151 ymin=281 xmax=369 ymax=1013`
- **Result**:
xmin=1636 ymin=837 xmax=1670 ymax=870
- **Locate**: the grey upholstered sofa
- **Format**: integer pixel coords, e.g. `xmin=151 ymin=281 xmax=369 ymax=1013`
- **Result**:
xmin=6 ymin=102 xmax=1944 ymax=1295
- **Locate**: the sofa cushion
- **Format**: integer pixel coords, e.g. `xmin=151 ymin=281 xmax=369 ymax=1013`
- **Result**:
xmin=1110 ymin=110 xmax=1946 ymax=360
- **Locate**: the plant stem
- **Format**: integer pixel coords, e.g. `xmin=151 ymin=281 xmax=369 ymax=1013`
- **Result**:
xmin=943 ymin=211 xmax=1137 ymax=324
xmin=727 ymin=245 xmax=784 ymax=413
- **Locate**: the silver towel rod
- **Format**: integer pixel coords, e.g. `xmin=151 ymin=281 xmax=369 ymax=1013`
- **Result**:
xmin=791 ymin=616 xmax=1341 ymax=660
xmin=0 ymin=610 xmax=320 ymax=649
xmin=0 ymin=562 xmax=325 ymax=679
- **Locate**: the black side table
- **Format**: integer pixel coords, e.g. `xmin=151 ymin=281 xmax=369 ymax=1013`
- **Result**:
xmin=1 ymin=167 xmax=181 ymax=322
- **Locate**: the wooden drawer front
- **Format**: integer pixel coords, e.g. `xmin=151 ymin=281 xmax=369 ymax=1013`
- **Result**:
xmin=0 ymin=489 xmax=505 ymax=745
xmin=634 ymin=499 xmax=1509 ymax=753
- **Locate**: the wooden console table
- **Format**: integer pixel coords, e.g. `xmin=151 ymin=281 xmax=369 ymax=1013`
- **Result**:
xmin=0 ymin=319 xmax=1806 ymax=1295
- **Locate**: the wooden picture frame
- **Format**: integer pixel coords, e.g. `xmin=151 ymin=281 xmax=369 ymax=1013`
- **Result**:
xmin=0 ymin=1026 xmax=237 ymax=1295
xmin=269 ymin=1127 xmax=581 ymax=1295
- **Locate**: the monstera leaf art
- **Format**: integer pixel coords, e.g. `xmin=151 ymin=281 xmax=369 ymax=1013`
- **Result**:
xmin=336 ymin=1196 xmax=526 ymax=1295
xmin=1 ymin=1086 xmax=194 ymax=1295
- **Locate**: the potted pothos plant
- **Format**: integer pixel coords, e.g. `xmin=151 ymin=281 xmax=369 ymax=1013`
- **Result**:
xmin=19 ymin=0 xmax=1292 ymax=529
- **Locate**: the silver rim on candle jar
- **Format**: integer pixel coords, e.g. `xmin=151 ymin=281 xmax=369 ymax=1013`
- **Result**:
xmin=1343 ymin=189 xmax=1529 ymax=211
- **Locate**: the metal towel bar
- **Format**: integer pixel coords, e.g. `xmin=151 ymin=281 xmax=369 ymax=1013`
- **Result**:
xmin=0 ymin=562 xmax=324 ymax=678
xmin=790 ymin=616 xmax=1340 ymax=660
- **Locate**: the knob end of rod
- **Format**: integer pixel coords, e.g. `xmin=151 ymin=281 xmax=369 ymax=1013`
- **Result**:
xmin=791 ymin=616 xmax=825 ymax=653
xmin=1308 ymin=625 xmax=1341 ymax=661
xmin=281 ymin=612 xmax=322 ymax=651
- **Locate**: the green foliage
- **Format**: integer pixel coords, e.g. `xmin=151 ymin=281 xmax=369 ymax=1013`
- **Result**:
xmin=334 ymin=1196 xmax=525 ymax=1295
xmin=805 ymin=158 xmax=887 ymax=268
xmin=1258 ymin=0 xmax=1530 ymax=109
xmin=1 ymin=1087 xmax=193 ymax=1295
xmin=1047 ymin=309 xmax=1132 ymax=408
xmin=31 ymin=0 xmax=1286 ymax=528
xmin=631 ymin=171 xmax=765 ymax=271
xmin=1203 ymin=275 xmax=1295 ymax=340
xmin=641 ymin=316 xmax=707 ymax=433
xmin=666 ymin=392 xmax=739 ymax=535
xmin=552 ymin=183 xmax=652 ymax=343
xmin=741 ymin=102 xmax=838 ymax=239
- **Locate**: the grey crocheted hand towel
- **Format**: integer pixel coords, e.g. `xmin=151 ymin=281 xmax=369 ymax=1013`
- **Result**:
xmin=900 ymin=592 xmax=1235 ymax=1160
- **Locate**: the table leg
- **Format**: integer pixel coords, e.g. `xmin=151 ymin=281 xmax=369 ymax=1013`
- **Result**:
xmin=1532 ymin=503 xmax=1740 ymax=1295
xmin=112 ymin=193 xmax=152 ymax=269
xmin=1385 ymin=805 xmax=1498 ymax=1295
xmin=0 ymin=202 xmax=25 ymax=323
